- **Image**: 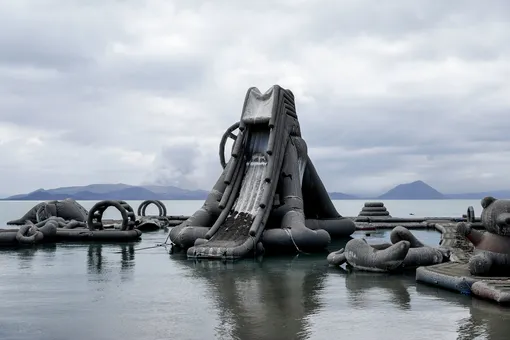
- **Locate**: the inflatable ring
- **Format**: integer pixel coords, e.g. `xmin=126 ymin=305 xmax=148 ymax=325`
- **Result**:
xmin=87 ymin=200 xmax=136 ymax=231
xmin=219 ymin=121 xmax=240 ymax=169
xmin=137 ymin=200 xmax=167 ymax=217
xmin=16 ymin=224 xmax=44 ymax=244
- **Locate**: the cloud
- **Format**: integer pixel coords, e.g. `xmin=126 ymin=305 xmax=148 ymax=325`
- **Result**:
xmin=0 ymin=0 xmax=509 ymax=196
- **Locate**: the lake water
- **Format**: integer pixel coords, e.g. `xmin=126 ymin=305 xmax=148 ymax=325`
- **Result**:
xmin=1 ymin=200 xmax=510 ymax=340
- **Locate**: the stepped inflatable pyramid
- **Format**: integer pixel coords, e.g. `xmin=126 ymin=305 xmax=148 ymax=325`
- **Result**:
xmin=169 ymin=85 xmax=355 ymax=259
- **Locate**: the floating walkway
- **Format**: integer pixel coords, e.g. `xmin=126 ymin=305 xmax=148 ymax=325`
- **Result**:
xmin=351 ymin=201 xmax=483 ymax=231
xmin=416 ymin=223 xmax=510 ymax=304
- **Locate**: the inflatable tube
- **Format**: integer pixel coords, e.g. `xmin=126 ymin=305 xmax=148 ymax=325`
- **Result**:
xmin=0 ymin=229 xmax=18 ymax=245
xmin=327 ymin=248 xmax=347 ymax=266
xmin=305 ymin=218 xmax=356 ymax=238
xmin=16 ymin=224 xmax=44 ymax=245
xmin=355 ymin=216 xmax=471 ymax=223
xmin=63 ymin=220 xmax=88 ymax=229
xmin=87 ymin=200 xmax=136 ymax=231
xmin=55 ymin=229 xmax=142 ymax=241
xmin=390 ymin=226 xmax=425 ymax=247
xmin=262 ymin=223 xmax=331 ymax=253
xmin=137 ymin=200 xmax=167 ymax=217
xmin=171 ymin=226 xmax=210 ymax=249
xmin=390 ymin=226 xmax=448 ymax=268
xmin=344 ymin=238 xmax=411 ymax=272
xmin=364 ymin=202 xmax=385 ymax=208
xmin=359 ymin=207 xmax=389 ymax=212
xmin=358 ymin=211 xmax=390 ymax=217
xmin=401 ymin=247 xmax=445 ymax=268
xmin=39 ymin=220 xmax=58 ymax=239
xmin=34 ymin=216 xmax=63 ymax=228
xmin=219 ymin=121 xmax=241 ymax=169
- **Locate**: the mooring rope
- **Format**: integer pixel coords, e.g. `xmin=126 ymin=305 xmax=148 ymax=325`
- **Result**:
xmin=118 ymin=228 xmax=310 ymax=256
xmin=113 ymin=231 xmax=174 ymax=253
xmin=284 ymin=228 xmax=310 ymax=255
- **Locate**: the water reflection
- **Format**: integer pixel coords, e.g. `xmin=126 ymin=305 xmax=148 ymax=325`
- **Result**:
xmin=340 ymin=269 xmax=415 ymax=311
xmin=181 ymin=254 xmax=328 ymax=340
xmin=416 ymin=284 xmax=510 ymax=340
xmin=87 ymin=243 xmax=136 ymax=283
xmin=10 ymin=244 xmax=57 ymax=270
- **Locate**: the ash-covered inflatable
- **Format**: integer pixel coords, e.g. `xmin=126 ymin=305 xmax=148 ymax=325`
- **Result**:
xmin=6 ymin=198 xmax=88 ymax=226
xmin=327 ymin=226 xmax=450 ymax=272
xmin=169 ymin=85 xmax=356 ymax=260
xmin=1 ymin=199 xmax=146 ymax=246
xmin=457 ymin=196 xmax=510 ymax=276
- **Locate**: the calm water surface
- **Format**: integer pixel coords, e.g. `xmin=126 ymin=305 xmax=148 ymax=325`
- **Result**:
xmin=1 ymin=200 xmax=509 ymax=340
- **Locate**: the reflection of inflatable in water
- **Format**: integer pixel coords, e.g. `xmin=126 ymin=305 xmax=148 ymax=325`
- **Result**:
xmin=170 ymin=85 xmax=355 ymax=260
xmin=338 ymin=269 xmax=415 ymax=311
xmin=87 ymin=244 xmax=135 ymax=283
xmin=178 ymin=255 xmax=328 ymax=340
xmin=415 ymin=284 xmax=510 ymax=339
xmin=0 ymin=243 xmax=58 ymax=271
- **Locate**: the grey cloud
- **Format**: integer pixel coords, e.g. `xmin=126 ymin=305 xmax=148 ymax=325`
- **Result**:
xmin=0 ymin=0 xmax=509 ymax=195
xmin=147 ymin=143 xmax=202 ymax=189
xmin=301 ymin=0 xmax=510 ymax=39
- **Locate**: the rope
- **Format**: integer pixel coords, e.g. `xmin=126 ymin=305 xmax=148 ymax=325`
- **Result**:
xmin=284 ymin=228 xmax=310 ymax=255
xmin=114 ymin=231 xmax=174 ymax=253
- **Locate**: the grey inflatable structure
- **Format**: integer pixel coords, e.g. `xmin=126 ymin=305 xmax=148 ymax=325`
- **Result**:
xmin=327 ymin=226 xmax=449 ymax=272
xmin=457 ymin=196 xmax=510 ymax=276
xmin=169 ymin=85 xmax=356 ymax=260
xmin=6 ymin=198 xmax=88 ymax=226
xmin=1 ymin=199 xmax=144 ymax=246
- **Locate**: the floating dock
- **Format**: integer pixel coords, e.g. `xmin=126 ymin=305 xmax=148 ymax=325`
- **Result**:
xmin=416 ymin=224 xmax=510 ymax=305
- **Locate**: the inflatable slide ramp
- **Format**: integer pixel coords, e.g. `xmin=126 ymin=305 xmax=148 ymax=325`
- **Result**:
xmin=169 ymin=85 xmax=356 ymax=260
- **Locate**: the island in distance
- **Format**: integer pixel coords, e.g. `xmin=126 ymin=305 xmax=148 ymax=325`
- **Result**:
xmin=2 ymin=180 xmax=510 ymax=200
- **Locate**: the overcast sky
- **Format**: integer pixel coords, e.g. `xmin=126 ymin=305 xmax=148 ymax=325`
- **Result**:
xmin=1 ymin=0 xmax=509 ymax=196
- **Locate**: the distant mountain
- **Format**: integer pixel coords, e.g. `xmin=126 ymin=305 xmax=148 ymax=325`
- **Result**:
xmin=329 ymin=192 xmax=359 ymax=200
xmin=5 ymin=181 xmax=510 ymax=201
xmin=378 ymin=180 xmax=445 ymax=200
xmin=2 ymin=184 xmax=210 ymax=201
xmin=444 ymin=190 xmax=510 ymax=199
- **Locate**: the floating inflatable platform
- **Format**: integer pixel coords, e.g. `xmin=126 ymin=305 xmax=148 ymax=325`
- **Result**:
xmin=0 ymin=199 xmax=185 ymax=248
xmin=0 ymin=228 xmax=141 ymax=246
xmin=416 ymin=223 xmax=510 ymax=304
xmin=0 ymin=199 xmax=155 ymax=247
xmin=416 ymin=262 xmax=510 ymax=304
xmin=352 ymin=203 xmax=483 ymax=231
